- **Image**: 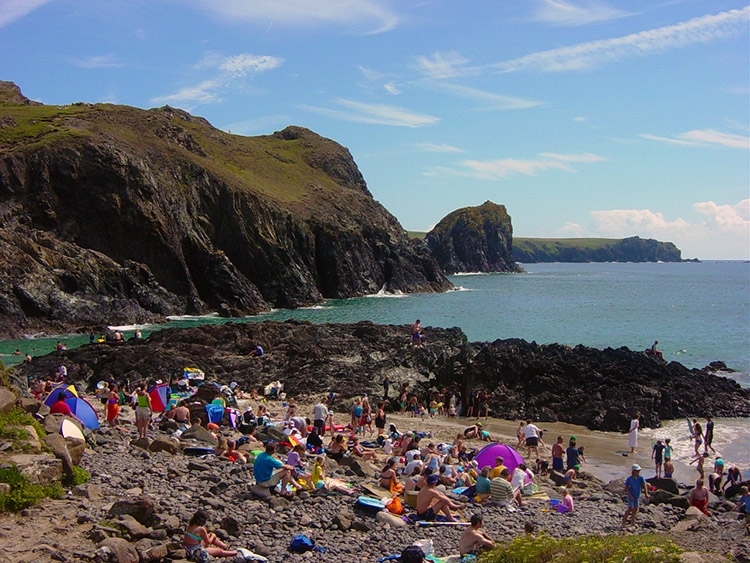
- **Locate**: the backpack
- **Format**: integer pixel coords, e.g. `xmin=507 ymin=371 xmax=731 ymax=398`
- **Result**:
xmin=400 ymin=546 xmax=425 ymax=563
xmin=289 ymin=535 xmax=326 ymax=553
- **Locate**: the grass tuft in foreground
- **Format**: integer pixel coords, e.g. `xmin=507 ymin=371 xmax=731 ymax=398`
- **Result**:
xmin=0 ymin=465 xmax=63 ymax=512
xmin=479 ymin=534 xmax=682 ymax=563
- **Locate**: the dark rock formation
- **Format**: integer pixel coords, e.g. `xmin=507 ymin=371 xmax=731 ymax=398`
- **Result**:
xmin=0 ymin=82 xmax=450 ymax=338
xmin=512 ymin=236 xmax=684 ymax=263
xmin=425 ymin=201 xmax=523 ymax=273
xmin=16 ymin=321 xmax=749 ymax=431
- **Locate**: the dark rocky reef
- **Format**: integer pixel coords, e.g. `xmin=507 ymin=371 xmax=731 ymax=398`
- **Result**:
xmin=0 ymin=82 xmax=450 ymax=338
xmin=512 ymin=236 xmax=684 ymax=263
xmin=16 ymin=321 xmax=749 ymax=431
xmin=425 ymin=201 xmax=523 ymax=274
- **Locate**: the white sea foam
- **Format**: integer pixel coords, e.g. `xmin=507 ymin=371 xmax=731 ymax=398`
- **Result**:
xmin=165 ymin=313 xmax=220 ymax=321
xmin=451 ymin=272 xmax=489 ymax=276
xmin=300 ymin=305 xmax=332 ymax=310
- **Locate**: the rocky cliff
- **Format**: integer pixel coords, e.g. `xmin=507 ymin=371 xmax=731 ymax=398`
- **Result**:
xmin=512 ymin=236 xmax=683 ymax=263
xmin=17 ymin=321 xmax=749 ymax=431
xmin=0 ymin=82 xmax=450 ymax=338
xmin=425 ymin=201 xmax=523 ymax=274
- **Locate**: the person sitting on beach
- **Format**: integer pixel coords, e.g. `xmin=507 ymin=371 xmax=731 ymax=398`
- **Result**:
xmin=459 ymin=514 xmax=495 ymax=556
xmin=511 ymin=463 xmax=534 ymax=495
xmin=475 ymin=466 xmax=492 ymax=501
xmin=650 ymin=340 xmax=663 ymax=359
xmin=380 ymin=458 xmax=404 ymax=494
xmin=350 ymin=436 xmax=377 ymax=461
xmin=458 ymin=446 xmax=470 ymax=464
xmin=438 ymin=464 xmax=456 ymax=487
xmin=663 ymin=456 xmax=675 ymax=479
xmin=723 ymin=466 xmax=743 ymax=493
xmin=183 ymin=509 xmax=238 ymax=560
xmin=49 ymin=391 xmax=84 ymax=426
xmin=489 ymin=457 xmax=506 ymax=480
xmin=215 ymin=437 xmax=247 ymax=464
xmin=173 ymin=404 xmax=191 ymax=425
xmin=416 ymin=475 xmax=464 ymax=521
xmin=249 ymin=344 xmax=263 ymax=357
xmin=416 ymin=467 xmax=435 ymax=490
xmin=404 ymin=454 xmax=423 ymax=477
xmin=284 ymin=399 xmax=297 ymax=421
xmin=622 ymin=464 xmax=649 ymax=528
xmin=561 ymin=487 xmax=574 ymax=512
xmin=733 ymin=486 xmax=750 ymax=514
xmin=310 ymin=456 xmax=356 ymax=494
xmin=490 ymin=468 xmax=526 ymax=507
xmin=256 ymin=405 xmax=270 ymax=426
xmin=451 ymin=433 xmax=464 ymax=458
xmin=689 ymin=479 xmax=710 ymax=515
xmin=404 ymin=465 xmax=423 ymax=492
xmin=254 ymin=442 xmax=298 ymax=496
xmin=463 ymin=423 xmax=481 ymax=440
xmin=326 ymin=434 xmax=347 ymax=462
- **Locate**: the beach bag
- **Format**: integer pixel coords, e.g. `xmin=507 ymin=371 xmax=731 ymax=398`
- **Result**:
xmin=386 ymin=496 xmax=404 ymax=515
xmin=206 ymin=404 xmax=225 ymax=424
xmin=400 ymin=545 xmax=425 ymax=562
xmin=190 ymin=547 xmax=212 ymax=562
xmin=290 ymin=535 xmax=314 ymax=553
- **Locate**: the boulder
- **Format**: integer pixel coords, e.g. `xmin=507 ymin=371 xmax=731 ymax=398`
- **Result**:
xmin=255 ymin=425 xmax=285 ymax=443
xmin=220 ymin=516 xmax=241 ymax=536
xmin=0 ymin=387 xmax=16 ymax=413
xmin=725 ymin=481 xmax=750 ymax=499
xmin=73 ymin=483 xmax=103 ymax=501
xmin=43 ymin=413 xmax=82 ymax=435
xmin=333 ymin=512 xmax=353 ymax=530
xmin=646 ymin=477 xmax=679 ymax=495
xmin=98 ymin=537 xmax=139 ymax=563
xmin=9 ymin=453 xmax=62 ymax=484
xmin=684 ymin=506 xmax=707 ymax=520
xmin=42 ymin=433 xmax=75 ymax=481
xmin=376 ymin=510 xmax=407 ymax=528
xmin=148 ymin=438 xmax=178 ymax=454
xmin=549 ymin=471 xmax=567 ymax=487
xmin=108 ymin=495 xmax=156 ymax=526
xmin=604 ymin=478 xmax=627 ymax=496
xmin=181 ymin=425 xmax=217 ymax=445
xmin=117 ymin=514 xmax=152 ymax=539
xmin=339 ymin=457 xmax=377 ymax=478
xmin=649 ymin=489 xmax=690 ymax=510
xmin=17 ymin=397 xmax=41 ymax=414
xmin=132 ymin=437 xmax=152 ymax=450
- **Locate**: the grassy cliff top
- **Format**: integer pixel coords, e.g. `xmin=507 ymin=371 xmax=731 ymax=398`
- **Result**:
xmin=429 ymin=201 xmax=512 ymax=237
xmin=513 ymin=237 xmax=624 ymax=250
xmin=0 ymin=83 xmax=376 ymax=223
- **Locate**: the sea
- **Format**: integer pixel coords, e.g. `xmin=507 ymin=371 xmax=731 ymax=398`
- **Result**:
xmin=1 ymin=261 xmax=748 ymax=478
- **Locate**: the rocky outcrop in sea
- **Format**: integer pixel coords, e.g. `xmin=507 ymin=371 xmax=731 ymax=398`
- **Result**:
xmin=15 ymin=321 xmax=750 ymax=431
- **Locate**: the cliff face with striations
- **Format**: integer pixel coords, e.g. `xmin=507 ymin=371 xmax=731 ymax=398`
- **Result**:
xmin=425 ymin=201 xmax=524 ymax=274
xmin=0 ymin=82 xmax=450 ymax=338
xmin=512 ymin=236 xmax=684 ymax=263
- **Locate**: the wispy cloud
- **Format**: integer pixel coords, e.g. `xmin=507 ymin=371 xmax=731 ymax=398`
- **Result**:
xmin=0 ymin=0 xmax=51 ymax=28
xmin=69 ymin=54 xmax=124 ymax=69
xmin=300 ymin=99 xmax=439 ymax=127
xmin=384 ymin=82 xmax=401 ymax=95
xmin=222 ymin=115 xmax=292 ymax=136
xmin=434 ymin=151 xmax=606 ymax=180
xmin=495 ymin=6 xmax=750 ymax=72
xmin=589 ymin=199 xmax=750 ymax=259
xmin=190 ymin=0 xmax=398 ymax=34
xmin=530 ymin=0 xmax=632 ymax=26
xmin=415 ymin=143 xmax=465 ymax=153
xmin=427 ymin=82 xmax=542 ymax=110
xmin=415 ymin=51 xmax=473 ymax=79
xmin=640 ymin=129 xmax=749 ymax=149
xmin=151 ymin=52 xmax=282 ymax=105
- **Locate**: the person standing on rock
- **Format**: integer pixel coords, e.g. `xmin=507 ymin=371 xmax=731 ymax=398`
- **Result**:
xmin=628 ymin=413 xmax=640 ymax=455
xmin=622 ymin=463 xmax=649 ymax=528
xmin=652 ymin=439 xmax=666 ymax=478
xmin=411 ymin=319 xmax=423 ymax=347
xmin=552 ymin=436 xmax=565 ymax=473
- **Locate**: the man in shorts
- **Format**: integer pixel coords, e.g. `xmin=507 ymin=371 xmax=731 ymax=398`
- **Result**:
xmin=253 ymin=442 xmax=297 ymax=495
xmin=523 ymin=419 xmax=541 ymax=459
xmin=312 ymin=398 xmax=328 ymax=437
xmin=623 ymin=464 xmax=649 ymax=527
xmin=416 ymin=475 xmax=464 ymax=521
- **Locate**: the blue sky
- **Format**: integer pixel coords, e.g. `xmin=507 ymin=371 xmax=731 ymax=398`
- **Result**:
xmin=1 ymin=0 xmax=748 ymax=259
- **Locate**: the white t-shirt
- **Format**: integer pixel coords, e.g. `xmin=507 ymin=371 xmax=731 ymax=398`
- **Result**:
xmin=313 ymin=403 xmax=328 ymax=421
xmin=405 ymin=449 xmax=421 ymax=463
xmin=511 ymin=467 xmax=527 ymax=491
xmin=523 ymin=424 xmax=540 ymax=439
xmin=405 ymin=460 xmax=423 ymax=475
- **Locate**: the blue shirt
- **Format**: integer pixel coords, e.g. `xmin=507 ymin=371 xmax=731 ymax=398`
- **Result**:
xmin=625 ymin=475 xmax=646 ymax=500
xmin=566 ymin=446 xmax=580 ymax=468
xmin=254 ymin=452 xmax=282 ymax=483
xmin=476 ymin=476 xmax=491 ymax=494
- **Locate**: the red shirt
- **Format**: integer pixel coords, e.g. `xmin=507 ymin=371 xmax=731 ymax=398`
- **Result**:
xmin=50 ymin=400 xmax=73 ymax=416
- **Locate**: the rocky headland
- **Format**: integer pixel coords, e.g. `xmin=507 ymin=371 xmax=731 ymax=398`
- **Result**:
xmin=512 ymin=236 xmax=684 ymax=263
xmin=425 ymin=201 xmax=523 ymax=274
xmin=0 ymin=81 xmax=450 ymax=339
xmin=15 ymin=321 xmax=750 ymax=431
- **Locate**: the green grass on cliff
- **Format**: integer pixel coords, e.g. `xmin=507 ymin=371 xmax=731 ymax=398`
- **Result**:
xmin=480 ymin=534 xmax=682 ymax=563
xmin=513 ymin=237 xmax=623 ymax=252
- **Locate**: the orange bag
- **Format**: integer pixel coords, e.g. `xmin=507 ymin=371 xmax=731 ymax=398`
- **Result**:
xmin=386 ymin=497 xmax=404 ymax=515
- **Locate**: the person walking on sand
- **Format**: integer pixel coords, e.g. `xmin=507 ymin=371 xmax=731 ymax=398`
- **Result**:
xmin=523 ymin=419 xmax=542 ymax=460
xmin=628 ymin=413 xmax=640 ymax=454
xmin=623 ymin=464 xmax=649 ymax=528
xmin=691 ymin=419 xmax=704 ymax=456
xmin=704 ymin=416 xmax=716 ymax=454
xmin=652 ymin=439 xmax=666 ymax=478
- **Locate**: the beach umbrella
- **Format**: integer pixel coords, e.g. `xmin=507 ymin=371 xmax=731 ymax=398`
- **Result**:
xmin=43 ymin=384 xmax=78 ymax=407
xmin=474 ymin=443 xmax=526 ymax=475
xmin=183 ymin=367 xmax=204 ymax=381
xmin=64 ymin=396 xmax=99 ymax=430
xmin=148 ymin=383 xmax=170 ymax=413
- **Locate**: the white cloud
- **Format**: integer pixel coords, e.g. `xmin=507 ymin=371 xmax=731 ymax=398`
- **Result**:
xmin=589 ymin=200 xmax=750 ymax=259
xmin=0 ymin=0 xmax=51 ymax=28
xmin=222 ymin=115 xmax=291 ymax=136
xmin=556 ymin=221 xmax=587 ymax=237
xmin=384 ymin=81 xmax=401 ymax=95
xmin=428 ymin=82 xmax=542 ymax=110
xmin=219 ymin=54 xmax=282 ymax=76
xmin=300 ymin=99 xmax=439 ymax=127
xmin=494 ymin=7 xmax=750 ymax=72
xmin=358 ymin=65 xmax=388 ymax=81
xmin=530 ymin=0 xmax=632 ymax=26
xmin=69 ymin=54 xmax=124 ymax=69
xmin=538 ymin=152 xmax=606 ymax=163
xmin=415 ymin=51 xmax=472 ymax=79
xmin=414 ymin=143 xmax=464 ymax=153
xmin=640 ymin=128 xmax=749 ymax=149
xmin=151 ymin=52 xmax=281 ymax=106
xmin=151 ymin=80 xmax=220 ymax=105
xmin=190 ymin=0 xmax=398 ymax=34
xmin=574 ymin=116 xmax=587 ymax=122
xmin=431 ymin=151 xmax=606 ymax=180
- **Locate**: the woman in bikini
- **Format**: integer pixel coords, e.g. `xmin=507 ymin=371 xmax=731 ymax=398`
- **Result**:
xmin=379 ymin=458 xmax=404 ymax=494
xmin=183 ymin=509 xmax=237 ymax=560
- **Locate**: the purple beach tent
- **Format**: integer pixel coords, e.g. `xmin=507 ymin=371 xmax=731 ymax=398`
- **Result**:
xmin=474 ymin=443 xmax=526 ymax=475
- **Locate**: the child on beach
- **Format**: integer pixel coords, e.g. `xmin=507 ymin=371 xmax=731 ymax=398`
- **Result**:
xmin=561 ymin=487 xmax=574 ymax=513
xmin=652 ymin=439 xmax=666 ymax=478
xmin=183 ymin=509 xmax=237 ymax=560
xmin=663 ymin=456 xmax=675 ymax=479
xmin=689 ymin=479 xmax=709 ymax=515
xmin=623 ymin=464 xmax=649 ymax=528
xmin=689 ymin=452 xmax=709 ymax=478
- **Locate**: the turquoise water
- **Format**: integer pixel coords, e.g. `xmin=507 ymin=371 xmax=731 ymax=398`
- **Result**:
xmin=2 ymin=261 xmax=748 ymax=386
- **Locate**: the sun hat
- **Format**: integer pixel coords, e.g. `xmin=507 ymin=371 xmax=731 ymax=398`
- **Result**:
xmin=426 ymin=475 xmax=439 ymax=485
xmin=631 ymin=464 xmax=641 ymax=471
